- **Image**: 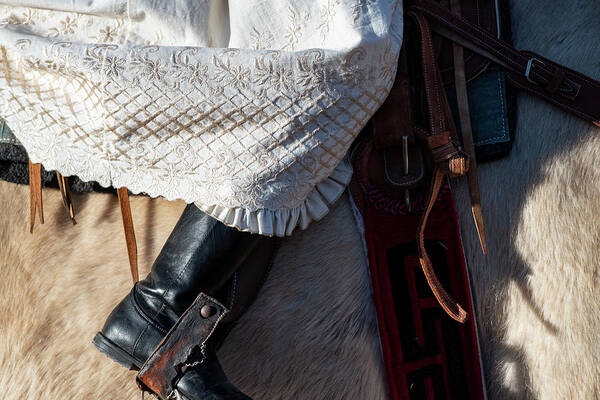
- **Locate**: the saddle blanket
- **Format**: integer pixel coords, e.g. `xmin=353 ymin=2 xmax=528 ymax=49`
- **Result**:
xmin=351 ymin=183 xmax=486 ymax=399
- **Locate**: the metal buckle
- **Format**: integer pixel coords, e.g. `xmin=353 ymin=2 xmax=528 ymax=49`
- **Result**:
xmin=525 ymin=57 xmax=545 ymax=84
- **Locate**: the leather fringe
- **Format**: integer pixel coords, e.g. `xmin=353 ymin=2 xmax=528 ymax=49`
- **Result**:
xmin=56 ymin=172 xmax=76 ymax=225
xmin=27 ymin=161 xmax=137 ymax=284
xmin=117 ymin=187 xmax=139 ymax=284
xmin=28 ymin=160 xmax=43 ymax=233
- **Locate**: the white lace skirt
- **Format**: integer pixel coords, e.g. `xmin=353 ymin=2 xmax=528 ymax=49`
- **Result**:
xmin=0 ymin=0 xmax=403 ymax=235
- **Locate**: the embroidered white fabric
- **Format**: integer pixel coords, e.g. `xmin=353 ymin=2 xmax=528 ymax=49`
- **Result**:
xmin=0 ymin=0 xmax=402 ymax=236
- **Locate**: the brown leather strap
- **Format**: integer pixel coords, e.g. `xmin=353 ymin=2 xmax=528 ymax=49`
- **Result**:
xmin=418 ymin=168 xmax=469 ymax=323
xmin=411 ymin=0 xmax=600 ymax=126
xmin=407 ymin=11 xmax=469 ymax=322
xmin=28 ymin=160 xmax=43 ymax=233
xmin=137 ymin=294 xmax=228 ymax=399
xmin=373 ymin=50 xmax=415 ymax=148
xmin=413 ymin=12 xmax=447 ymax=137
xmin=56 ymin=172 xmax=76 ymax=225
xmin=449 ymin=0 xmax=487 ymax=254
xmin=410 ymin=11 xmax=468 ymax=171
xmin=117 ymin=187 xmax=138 ymax=284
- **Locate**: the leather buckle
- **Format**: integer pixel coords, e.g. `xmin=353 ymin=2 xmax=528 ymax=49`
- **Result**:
xmin=525 ymin=57 xmax=545 ymax=84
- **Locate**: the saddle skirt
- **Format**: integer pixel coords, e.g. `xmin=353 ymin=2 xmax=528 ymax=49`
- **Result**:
xmin=0 ymin=0 xmax=403 ymax=236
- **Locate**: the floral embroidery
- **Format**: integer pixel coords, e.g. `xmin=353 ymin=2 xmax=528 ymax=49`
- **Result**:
xmin=171 ymin=48 xmax=208 ymax=87
xmin=250 ymin=27 xmax=274 ymax=50
xmin=2 ymin=14 xmax=19 ymax=26
xmin=254 ymin=52 xmax=295 ymax=95
xmin=83 ymin=44 xmax=120 ymax=77
xmin=318 ymin=0 xmax=341 ymax=41
xmin=96 ymin=24 xmax=121 ymax=43
xmin=22 ymin=9 xmax=38 ymax=25
xmin=340 ymin=48 xmax=367 ymax=86
xmin=378 ymin=41 xmax=397 ymax=82
xmin=283 ymin=7 xmax=309 ymax=50
xmin=61 ymin=16 xmax=77 ymax=34
xmin=105 ymin=56 xmax=125 ymax=77
xmin=213 ymin=50 xmax=251 ymax=90
xmin=0 ymin=0 xmax=403 ymax=236
xmin=47 ymin=15 xmax=79 ymax=37
xmin=130 ymin=46 xmax=167 ymax=82
xmin=296 ymin=50 xmax=339 ymax=94
xmin=235 ymin=172 xmax=276 ymax=209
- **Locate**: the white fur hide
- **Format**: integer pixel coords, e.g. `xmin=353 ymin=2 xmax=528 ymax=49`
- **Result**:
xmin=453 ymin=1 xmax=600 ymax=398
xmin=0 ymin=186 xmax=386 ymax=399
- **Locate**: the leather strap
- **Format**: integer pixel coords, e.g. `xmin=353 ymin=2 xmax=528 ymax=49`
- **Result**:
xmin=56 ymin=172 xmax=76 ymax=225
xmin=373 ymin=50 xmax=414 ymax=148
xmin=413 ymin=12 xmax=447 ymax=138
xmin=410 ymin=11 xmax=467 ymax=174
xmin=449 ymin=0 xmax=487 ymax=254
xmin=137 ymin=294 xmax=228 ymax=398
xmin=117 ymin=187 xmax=138 ymax=284
xmin=409 ymin=12 xmax=469 ymax=322
xmin=28 ymin=160 xmax=43 ymax=233
xmin=411 ymin=0 xmax=600 ymax=126
xmin=417 ymin=167 xmax=468 ymax=323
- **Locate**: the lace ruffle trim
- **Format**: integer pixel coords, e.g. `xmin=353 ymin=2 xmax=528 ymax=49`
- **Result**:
xmin=195 ymin=160 xmax=353 ymax=236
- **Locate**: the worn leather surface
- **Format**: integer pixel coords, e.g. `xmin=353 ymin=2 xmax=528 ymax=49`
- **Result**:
xmin=408 ymin=0 xmax=498 ymax=86
xmin=175 ymin=346 xmax=253 ymax=400
xmin=137 ymin=294 xmax=252 ymax=400
xmin=356 ymin=9 xmax=470 ymax=322
xmin=412 ymin=0 xmax=600 ymax=125
xmin=218 ymin=239 xmax=278 ymax=325
xmin=135 ymin=204 xmax=261 ymax=317
xmin=98 ymin=204 xmax=275 ymax=367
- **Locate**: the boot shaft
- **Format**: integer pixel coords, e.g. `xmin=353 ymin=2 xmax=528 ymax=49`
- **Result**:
xmin=138 ymin=204 xmax=261 ymax=318
xmin=94 ymin=204 xmax=277 ymax=373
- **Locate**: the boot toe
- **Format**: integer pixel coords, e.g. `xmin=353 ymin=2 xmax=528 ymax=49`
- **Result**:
xmin=176 ymin=366 xmax=252 ymax=400
xmin=94 ymin=286 xmax=168 ymax=369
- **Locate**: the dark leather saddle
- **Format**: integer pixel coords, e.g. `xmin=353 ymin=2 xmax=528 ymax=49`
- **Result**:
xmin=353 ymin=0 xmax=600 ymax=322
xmin=356 ymin=0 xmax=500 ymax=209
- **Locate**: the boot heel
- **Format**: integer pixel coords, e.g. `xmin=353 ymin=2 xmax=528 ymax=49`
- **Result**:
xmin=92 ymin=332 xmax=142 ymax=371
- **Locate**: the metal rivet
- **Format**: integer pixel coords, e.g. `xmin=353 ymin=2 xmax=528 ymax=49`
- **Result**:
xmin=200 ymin=305 xmax=214 ymax=318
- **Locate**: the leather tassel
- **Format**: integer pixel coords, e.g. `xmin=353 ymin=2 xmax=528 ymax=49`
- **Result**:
xmin=28 ymin=160 xmax=44 ymax=233
xmin=56 ymin=172 xmax=76 ymax=225
xmin=450 ymin=0 xmax=487 ymax=254
xmin=117 ymin=187 xmax=139 ymax=284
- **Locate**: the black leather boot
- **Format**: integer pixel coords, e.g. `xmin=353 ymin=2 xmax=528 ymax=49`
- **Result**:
xmin=136 ymin=294 xmax=255 ymax=400
xmin=175 ymin=346 xmax=252 ymax=400
xmin=93 ymin=204 xmax=275 ymax=370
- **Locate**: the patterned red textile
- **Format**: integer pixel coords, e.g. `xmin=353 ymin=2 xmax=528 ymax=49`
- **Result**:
xmin=352 ymin=183 xmax=485 ymax=399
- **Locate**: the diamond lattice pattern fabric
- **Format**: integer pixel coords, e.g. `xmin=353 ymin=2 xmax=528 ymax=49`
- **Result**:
xmin=0 ymin=0 xmax=403 ymax=235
